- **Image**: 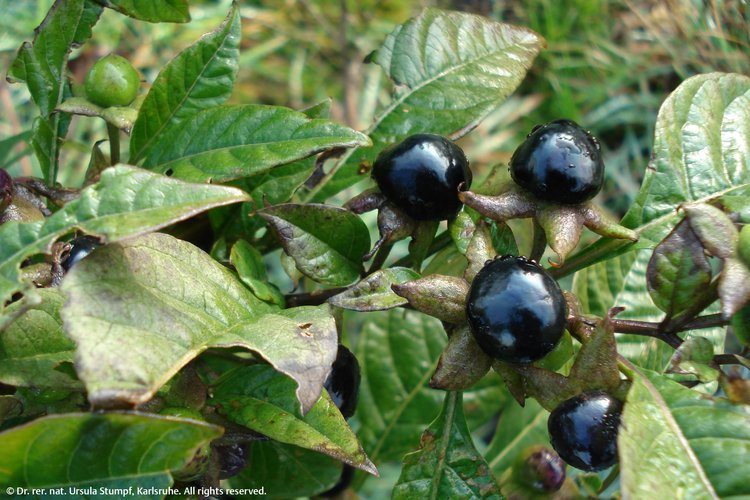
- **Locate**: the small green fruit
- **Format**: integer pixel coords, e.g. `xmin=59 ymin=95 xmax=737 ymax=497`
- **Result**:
xmin=84 ymin=54 xmax=140 ymax=107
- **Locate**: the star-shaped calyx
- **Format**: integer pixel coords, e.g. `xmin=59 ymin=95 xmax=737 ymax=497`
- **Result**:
xmin=345 ymin=188 xmax=439 ymax=270
xmin=458 ymin=185 xmax=638 ymax=266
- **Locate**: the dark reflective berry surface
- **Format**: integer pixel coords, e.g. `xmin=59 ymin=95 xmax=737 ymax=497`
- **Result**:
xmin=522 ymin=447 xmax=566 ymax=492
xmin=216 ymin=443 xmax=249 ymax=479
xmin=510 ymin=120 xmax=604 ymax=205
xmin=62 ymin=236 xmax=102 ymax=271
xmin=324 ymin=345 xmax=361 ymax=419
xmin=372 ymin=134 xmax=472 ymax=220
xmin=466 ymin=256 xmax=566 ymax=363
xmin=547 ymin=391 xmax=623 ymax=472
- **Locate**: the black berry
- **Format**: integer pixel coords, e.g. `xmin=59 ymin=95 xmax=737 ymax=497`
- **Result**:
xmin=324 ymin=345 xmax=361 ymax=419
xmin=216 ymin=443 xmax=249 ymax=479
xmin=547 ymin=391 xmax=623 ymax=472
xmin=61 ymin=236 xmax=102 ymax=271
xmin=510 ymin=120 xmax=604 ymax=205
xmin=513 ymin=446 xmax=566 ymax=492
xmin=372 ymin=134 xmax=472 ymax=220
xmin=466 ymin=256 xmax=567 ymax=363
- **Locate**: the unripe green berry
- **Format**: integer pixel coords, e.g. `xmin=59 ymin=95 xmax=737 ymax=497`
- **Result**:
xmin=84 ymin=54 xmax=140 ymax=107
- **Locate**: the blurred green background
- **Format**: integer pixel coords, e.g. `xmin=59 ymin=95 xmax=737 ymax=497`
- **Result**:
xmin=2 ymin=0 xmax=748 ymax=217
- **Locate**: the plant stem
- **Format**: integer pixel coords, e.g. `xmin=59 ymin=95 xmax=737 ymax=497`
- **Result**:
xmin=529 ymin=219 xmax=547 ymax=263
xmin=107 ymin=123 xmax=120 ymax=165
xmin=284 ymin=287 xmax=347 ymax=307
xmin=368 ymin=242 xmax=393 ymax=274
xmin=610 ymin=313 xmax=729 ymax=349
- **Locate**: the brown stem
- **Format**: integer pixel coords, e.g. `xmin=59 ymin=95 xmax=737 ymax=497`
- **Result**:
xmin=107 ymin=123 xmax=120 ymax=165
xmin=662 ymin=281 xmax=720 ymax=333
xmin=610 ymin=313 xmax=730 ymax=349
xmin=284 ymin=287 xmax=347 ymax=307
xmin=714 ymin=354 xmax=749 ymax=365
xmin=367 ymin=242 xmax=393 ymax=274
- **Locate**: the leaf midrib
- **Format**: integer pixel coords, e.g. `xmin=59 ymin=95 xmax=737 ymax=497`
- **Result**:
xmin=133 ymin=9 xmax=236 ymax=162
xmin=429 ymin=391 xmax=458 ymax=500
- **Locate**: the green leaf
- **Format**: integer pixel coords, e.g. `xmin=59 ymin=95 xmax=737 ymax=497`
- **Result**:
xmin=229 ymin=441 xmax=342 ymax=497
xmin=0 ymin=165 xmax=248 ymax=321
xmin=102 ymin=0 xmax=190 ymax=23
xmin=328 ymin=267 xmax=420 ymax=311
xmin=261 ymin=204 xmax=371 ymax=286
xmin=0 ymin=131 xmax=31 ymax=169
xmin=311 ymin=8 xmax=544 ymax=201
xmin=213 ymin=365 xmax=377 ymax=475
xmin=682 ymin=203 xmax=740 ymax=259
xmin=489 ymin=220 xmax=518 ymax=256
xmin=0 ymin=289 xmax=78 ymax=390
xmin=230 ymin=240 xmax=285 ymax=306
xmin=619 ymin=367 xmax=750 ymax=498
xmin=393 ymin=391 xmax=502 ymax=499
xmin=667 ymin=337 xmax=719 ymax=383
xmin=60 ymin=233 xmax=338 ymax=412
xmin=7 ymin=0 xmax=102 ymax=182
xmin=241 ymin=160 xmax=315 ymax=206
xmin=139 ymin=105 xmax=371 ymax=184
xmin=129 ymin=3 xmax=239 ymax=162
xmin=484 ymin=396 xmax=549 ymax=477
xmin=646 ymin=218 xmax=712 ymax=318
xmin=563 ymin=73 xmax=750 ymax=275
xmin=449 ymin=212 xmax=475 ymax=254
xmin=0 ymin=412 xmax=221 ymax=492
xmin=354 ymin=310 xmax=446 ymax=463
xmin=7 ymin=0 xmax=102 ymax=116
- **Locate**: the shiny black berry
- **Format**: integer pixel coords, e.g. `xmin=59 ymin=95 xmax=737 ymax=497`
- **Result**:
xmin=547 ymin=391 xmax=623 ymax=472
xmin=466 ymin=256 xmax=567 ymax=363
xmin=372 ymin=134 xmax=472 ymax=221
xmin=216 ymin=443 xmax=249 ymax=479
xmin=513 ymin=446 xmax=566 ymax=493
xmin=61 ymin=236 xmax=102 ymax=271
xmin=324 ymin=345 xmax=361 ymax=419
xmin=510 ymin=120 xmax=604 ymax=205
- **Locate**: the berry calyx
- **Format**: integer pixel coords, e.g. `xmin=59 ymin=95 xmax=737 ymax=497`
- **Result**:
xmin=547 ymin=391 xmax=623 ymax=472
xmin=324 ymin=345 xmax=361 ymax=419
xmin=61 ymin=236 xmax=102 ymax=271
xmin=466 ymin=256 xmax=567 ymax=363
xmin=372 ymin=134 xmax=472 ymax=221
xmin=510 ymin=120 xmax=604 ymax=205
xmin=84 ymin=54 xmax=140 ymax=108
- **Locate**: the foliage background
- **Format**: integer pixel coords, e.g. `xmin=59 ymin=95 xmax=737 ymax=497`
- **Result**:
xmin=1 ymin=0 xmax=748 ymax=497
